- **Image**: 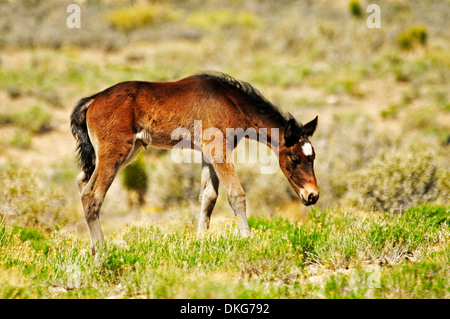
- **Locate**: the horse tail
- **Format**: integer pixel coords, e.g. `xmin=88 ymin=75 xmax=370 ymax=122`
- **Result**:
xmin=70 ymin=93 xmax=99 ymax=180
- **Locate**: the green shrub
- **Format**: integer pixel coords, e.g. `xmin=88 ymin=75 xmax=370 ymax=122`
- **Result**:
xmin=9 ymin=131 xmax=32 ymax=149
xmin=0 ymin=267 xmax=30 ymax=299
xmin=427 ymin=128 xmax=450 ymax=146
xmin=349 ymin=0 xmax=363 ymax=18
xmin=434 ymin=91 xmax=450 ymax=112
xmin=6 ymin=86 xmax=22 ymax=99
xmin=0 ymin=105 xmax=53 ymax=134
xmin=380 ymin=104 xmax=402 ymax=118
xmin=10 ymin=105 xmax=53 ymax=134
xmin=121 ymin=152 xmax=148 ymax=207
xmin=397 ymin=26 xmax=428 ymax=50
xmin=106 ymin=4 xmax=180 ymax=33
xmin=187 ymin=9 xmax=260 ymax=30
xmin=344 ymin=152 xmax=448 ymax=212
xmin=393 ymin=65 xmax=410 ymax=82
xmin=327 ymin=77 xmax=365 ymax=97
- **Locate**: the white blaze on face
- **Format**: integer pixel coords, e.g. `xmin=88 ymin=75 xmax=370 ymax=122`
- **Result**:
xmin=301 ymin=142 xmax=313 ymax=156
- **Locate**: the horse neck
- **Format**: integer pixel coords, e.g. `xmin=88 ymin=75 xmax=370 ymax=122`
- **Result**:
xmin=222 ymin=85 xmax=287 ymax=154
xmin=241 ymin=111 xmax=286 ymax=155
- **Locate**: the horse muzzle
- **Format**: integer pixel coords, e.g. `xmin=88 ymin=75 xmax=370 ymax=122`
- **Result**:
xmin=300 ymin=186 xmax=319 ymax=206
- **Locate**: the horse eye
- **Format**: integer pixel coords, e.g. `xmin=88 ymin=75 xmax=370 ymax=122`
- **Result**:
xmin=290 ymin=155 xmax=300 ymax=164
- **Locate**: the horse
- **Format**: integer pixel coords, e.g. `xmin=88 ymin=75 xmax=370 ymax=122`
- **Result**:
xmin=70 ymin=72 xmax=319 ymax=255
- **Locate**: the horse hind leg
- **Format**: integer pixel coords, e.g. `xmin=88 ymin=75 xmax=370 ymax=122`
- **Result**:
xmin=198 ymin=158 xmax=219 ymax=233
xmin=82 ymin=139 xmax=143 ymax=187
xmin=80 ymin=140 xmax=135 ymax=255
xmin=76 ymin=171 xmax=89 ymax=193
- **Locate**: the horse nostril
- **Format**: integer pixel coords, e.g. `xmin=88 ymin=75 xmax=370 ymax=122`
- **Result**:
xmin=308 ymin=193 xmax=319 ymax=204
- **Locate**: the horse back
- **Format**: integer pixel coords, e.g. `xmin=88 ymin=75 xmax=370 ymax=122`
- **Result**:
xmin=85 ymin=76 xmax=247 ymax=149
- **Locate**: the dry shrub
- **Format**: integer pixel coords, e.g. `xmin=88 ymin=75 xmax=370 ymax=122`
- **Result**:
xmin=313 ymin=112 xmax=449 ymax=211
xmin=402 ymin=107 xmax=437 ymax=131
xmin=343 ymin=151 xmax=448 ymax=212
xmin=314 ymin=113 xmax=396 ymax=206
xmin=147 ymin=153 xmax=201 ymax=208
xmin=0 ymin=165 xmax=74 ymax=231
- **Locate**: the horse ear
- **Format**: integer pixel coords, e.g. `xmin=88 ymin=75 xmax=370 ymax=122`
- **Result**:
xmin=304 ymin=116 xmax=318 ymax=137
xmin=284 ymin=117 xmax=302 ymax=147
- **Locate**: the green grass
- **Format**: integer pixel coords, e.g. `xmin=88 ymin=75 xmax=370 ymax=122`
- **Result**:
xmin=0 ymin=204 xmax=448 ymax=298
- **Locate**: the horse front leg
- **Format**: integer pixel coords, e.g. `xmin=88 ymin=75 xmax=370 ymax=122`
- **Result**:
xmin=211 ymin=161 xmax=251 ymax=237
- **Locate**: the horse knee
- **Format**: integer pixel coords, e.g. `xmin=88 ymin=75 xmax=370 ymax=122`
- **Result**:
xmin=201 ymin=183 xmax=218 ymax=202
xmin=227 ymin=188 xmax=246 ymax=210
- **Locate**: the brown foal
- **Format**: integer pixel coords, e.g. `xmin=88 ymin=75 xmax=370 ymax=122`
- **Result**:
xmin=71 ymin=72 xmax=319 ymax=254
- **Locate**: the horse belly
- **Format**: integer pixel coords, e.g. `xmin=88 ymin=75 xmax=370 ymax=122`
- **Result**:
xmin=135 ymin=127 xmax=180 ymax=150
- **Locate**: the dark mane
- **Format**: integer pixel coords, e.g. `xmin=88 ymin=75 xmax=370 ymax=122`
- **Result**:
xmin=197 ymin=72 xmax=290 ymax=126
